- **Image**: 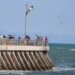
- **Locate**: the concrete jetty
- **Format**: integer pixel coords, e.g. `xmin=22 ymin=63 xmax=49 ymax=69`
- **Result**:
xmin=0 ymin=38 xmax=54 ymax=71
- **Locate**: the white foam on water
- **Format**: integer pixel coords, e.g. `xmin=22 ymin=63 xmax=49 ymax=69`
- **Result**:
xmin=0 ymin=67 xmax=75 ymax=74
xmin=43 ymin=67 xmax=75 ymax=72
xmin=57 ymin=47 xmax=61 ymax=50
xmin=70 ymin=49 xmax=75 ymax=51
xmin=52 ymin=67 xmax=75 ymax=72
xmin=0 ymin=70 xmax=33 ymax=75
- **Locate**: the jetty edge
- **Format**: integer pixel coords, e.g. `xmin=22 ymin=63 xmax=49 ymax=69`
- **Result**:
xmin=0 ymin=38 xmax=54 ymax=71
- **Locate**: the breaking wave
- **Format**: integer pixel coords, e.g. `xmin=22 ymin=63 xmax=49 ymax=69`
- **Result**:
xmin=52 ymin=67 xmax=75 ymax=72
xmin=0 ymin=70 xmax=32 ymax=75
xmin=0 ymin=67 xmax=75 ymax=74
xmin=70 ymin=49 xmax=75 ymax=51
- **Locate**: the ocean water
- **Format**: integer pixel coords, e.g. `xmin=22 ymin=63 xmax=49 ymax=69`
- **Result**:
xmin=0 ymin=44 xmax=75 ymax=75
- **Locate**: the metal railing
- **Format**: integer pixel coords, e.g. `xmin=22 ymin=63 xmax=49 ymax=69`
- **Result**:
xmin=0 ymin=38 xmax=48 ymax=46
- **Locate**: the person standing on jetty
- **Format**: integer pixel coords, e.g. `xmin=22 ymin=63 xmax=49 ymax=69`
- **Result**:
xmin=34 ymin=35 xmax=39 ymax=45
xmin=34 ymin=35 xmax=39 ymax=40
xmin=45 ymin=36 xmax=48 ymax=46
xmin=0 ymin=34 xmax=3 ymax=39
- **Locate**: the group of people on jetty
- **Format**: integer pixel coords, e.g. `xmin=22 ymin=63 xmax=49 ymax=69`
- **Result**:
xmin=0 ymin=34 xmax=48 ymax=41
xmin=0 ymin=34 xmax=48 ymax=46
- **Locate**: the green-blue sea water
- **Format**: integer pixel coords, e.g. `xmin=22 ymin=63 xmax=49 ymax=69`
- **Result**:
xmin=0 ymin=44 xmax=75 ymax=75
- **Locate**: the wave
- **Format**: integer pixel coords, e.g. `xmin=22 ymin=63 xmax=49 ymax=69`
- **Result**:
xmin=57 ymin=47 xmax=61 ymax=50
xmin=70 ymin=49 xmax=75 ymax=51
xmin=0 ymin=70 xmax=33 ymax=75
xmin=52 ymin=67 xmax=75 ymax=72
xmin=0 ymin=67 xmax=75 ymax=74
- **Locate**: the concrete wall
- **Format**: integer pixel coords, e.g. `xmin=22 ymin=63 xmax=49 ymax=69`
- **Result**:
xmin=0 ymin=45 xmax=49 ymax=51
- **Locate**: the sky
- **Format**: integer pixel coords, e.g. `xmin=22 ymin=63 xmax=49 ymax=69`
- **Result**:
xmin=0 ymin=0 xmax=75 ymax=44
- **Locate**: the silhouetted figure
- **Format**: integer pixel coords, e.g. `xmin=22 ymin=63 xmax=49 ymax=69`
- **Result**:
xmin=8 ymin=35 xmax=14 ymax=39
xmin=3 ymin=35 xmax=6 ymax=38
xmin=18 ymin=36 xmax=21 ymax=39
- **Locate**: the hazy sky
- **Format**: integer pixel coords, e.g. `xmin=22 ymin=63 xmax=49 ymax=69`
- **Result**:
xmin=0 ymin=0 xmax=75 ymax=44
